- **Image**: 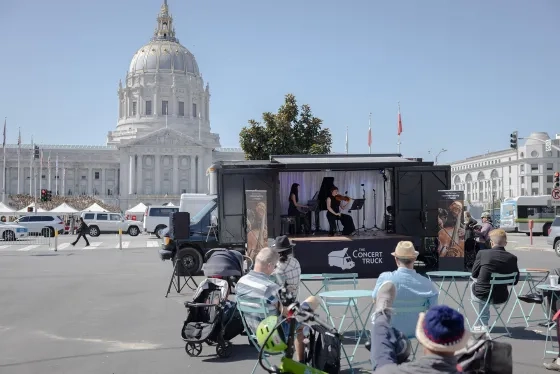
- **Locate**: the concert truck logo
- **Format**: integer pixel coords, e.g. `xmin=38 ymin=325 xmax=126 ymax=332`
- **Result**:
xmin=328 ymin=248 xmax=383 ymax=270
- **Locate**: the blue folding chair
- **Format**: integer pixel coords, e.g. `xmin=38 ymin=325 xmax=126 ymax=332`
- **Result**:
xmin=236 ymin=295 xmax=277 ymax=374
xmin=470 ymin=272 xmax=518 ymax=336
xmin=392 ymin=298 xmax=431 ymax=360
xmin=321 ymin=273 xmax=360 ymax=334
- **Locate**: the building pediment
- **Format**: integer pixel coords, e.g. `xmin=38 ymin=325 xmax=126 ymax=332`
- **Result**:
xmin=126 ymin=128 xmax=203 ymax=147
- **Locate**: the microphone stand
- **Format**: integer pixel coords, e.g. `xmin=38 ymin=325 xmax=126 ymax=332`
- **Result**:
xmin=372 ymin=188 xmax=380 ymax=230
xmin=362 ymin=185 xmax=366 ymax=230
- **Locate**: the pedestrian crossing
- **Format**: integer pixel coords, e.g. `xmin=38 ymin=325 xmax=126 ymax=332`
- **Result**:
xmin=0 ymin=240 xmax=162 ymax=252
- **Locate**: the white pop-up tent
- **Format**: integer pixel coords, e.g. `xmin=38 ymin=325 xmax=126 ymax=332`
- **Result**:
xmin=127 ymin=202 xmax=147 ymax=213
xmin=50 ymin=203 xmax=79 ymax=214
xmin=83 ymin=203 xmax=108 ymax=212
xmin=18 ymin=203 xmax=47 ymax=213
xmin=0 ymin=202 xmax=15 ymax=214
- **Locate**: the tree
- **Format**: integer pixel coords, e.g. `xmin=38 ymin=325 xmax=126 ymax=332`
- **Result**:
xmin=239 ymin=94 xmax=332 ymax=160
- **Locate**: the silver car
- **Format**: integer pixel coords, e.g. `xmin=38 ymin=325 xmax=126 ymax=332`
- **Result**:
xmin=546 ymin=216 xmax=560 ymax=256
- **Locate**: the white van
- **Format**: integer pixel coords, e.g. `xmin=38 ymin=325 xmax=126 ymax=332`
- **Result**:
xmin=179 ymin=193 xmax=217 ymax=215
xmin=143 ymin=206 xmax=179 ymax=238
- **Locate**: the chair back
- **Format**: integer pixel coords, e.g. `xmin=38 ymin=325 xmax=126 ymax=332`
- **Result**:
xmin=486 ymin=272 xmax=518 ymax=305
xmin=391 ymin=297 xmax=431 ymax=338
xmin=322 ymin=273 xmax=358 ymax=306
xmin=236 ymin=294 xmax=270 ymax=337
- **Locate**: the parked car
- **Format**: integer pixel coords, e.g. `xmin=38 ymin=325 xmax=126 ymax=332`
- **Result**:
xmin=546 ymin=216 xmax=560 ymax=256
xmin=81 ymin=212 xmax=141 ymax=237
xmin=0 ymin=221 xmax=29 ymax=241
xmin=15 ymin=215 xmax=65 ymax=237
xmin=143 ymin=206 xmax=179 ymax=238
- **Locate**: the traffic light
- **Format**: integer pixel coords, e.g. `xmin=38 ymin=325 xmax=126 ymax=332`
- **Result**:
xmin=510 ymin=131 xmax=518 ymax=149
xmin=40 ymin=189 xmax=47 ymax=202
xmin=554 ymin=172 xmax=560 ymax=189
xmin=34 ymin=145 xmax=40 ymax=159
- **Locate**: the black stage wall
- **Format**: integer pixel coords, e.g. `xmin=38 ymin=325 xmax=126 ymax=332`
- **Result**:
xmin=293 ymin=236 xmax=414 ymax=279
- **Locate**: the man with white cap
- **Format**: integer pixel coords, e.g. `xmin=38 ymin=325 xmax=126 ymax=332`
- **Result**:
xmin=372 ymin=281 xmax=470 ymax=373
xmin=371 ymin=241 xmax=439 ymax=337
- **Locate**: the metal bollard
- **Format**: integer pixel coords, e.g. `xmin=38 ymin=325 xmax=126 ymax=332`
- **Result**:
xmin=119 ymin=228 xmax=123 ymax=250
xmin=54 ymin=230 xmax=58 ymax=252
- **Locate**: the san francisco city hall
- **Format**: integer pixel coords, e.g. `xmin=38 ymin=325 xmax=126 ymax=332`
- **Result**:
xmin=0 ymin=1 xmax=243 ymax=210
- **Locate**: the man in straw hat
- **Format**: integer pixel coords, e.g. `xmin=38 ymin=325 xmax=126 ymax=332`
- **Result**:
xmin=371 ymin=241 xmax=439 ymax=337
xmin=372 ymin=281 xmax=470 ymax=373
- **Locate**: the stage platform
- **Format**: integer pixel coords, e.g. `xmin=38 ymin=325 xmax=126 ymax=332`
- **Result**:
xmin=290 ymin=231 xmax=415 ymax=279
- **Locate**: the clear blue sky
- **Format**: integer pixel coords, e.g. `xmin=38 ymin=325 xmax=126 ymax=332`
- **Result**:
xmin=0 ymin=0 xmax=558 ymax=164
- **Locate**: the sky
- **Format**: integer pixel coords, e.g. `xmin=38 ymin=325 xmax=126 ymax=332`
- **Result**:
xmin=0 ymin=0 xmax=558 ymax=164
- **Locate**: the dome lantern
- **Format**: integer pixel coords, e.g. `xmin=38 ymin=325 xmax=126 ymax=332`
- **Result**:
xmin=153 ymin=0 xmax=177 ymax=43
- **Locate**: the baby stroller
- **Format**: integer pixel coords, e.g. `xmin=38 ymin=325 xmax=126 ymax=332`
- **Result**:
xmin=181 ymin=277 xmax=244 ymax=358
xmin=202 ymin=248 xmax=252 ymax=294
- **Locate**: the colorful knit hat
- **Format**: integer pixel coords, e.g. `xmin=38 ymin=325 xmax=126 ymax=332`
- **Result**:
xmin=415 ymin=305 xmax=470 ymax=353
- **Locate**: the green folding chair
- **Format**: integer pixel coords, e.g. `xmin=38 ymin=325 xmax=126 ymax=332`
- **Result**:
xmin=236 ymin=295 xmax=277 ymax=374
xmin=392 ymin=298 xmax=431 ymax=360
xmin=470 ymin=272 xmax=518 ymax=336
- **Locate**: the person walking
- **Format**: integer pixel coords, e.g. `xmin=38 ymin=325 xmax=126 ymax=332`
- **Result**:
xmin=71 ymin=217 xmax=90 ymax=247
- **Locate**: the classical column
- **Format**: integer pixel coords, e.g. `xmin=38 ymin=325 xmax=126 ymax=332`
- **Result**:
xmin=88 ymin=168 xmax=93 ymax=195
xmin=129 ymin=155 xmax=135 ymax=195
xmin=136 ymin=155 xmax=143 ymax=195
xmin=154 ymin=154 xmax=161 ymax=194
xmin=102 ymin=168 xmax=106 ymax=196
xmin=172 ymin=155 xmax=179 ymax=194
xmin=190 ymin=155 xmax=196 ymax=192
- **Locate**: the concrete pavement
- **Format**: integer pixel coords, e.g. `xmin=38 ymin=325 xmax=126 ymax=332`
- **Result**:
xmin=0 ymin=242 xmax=558 ymax=373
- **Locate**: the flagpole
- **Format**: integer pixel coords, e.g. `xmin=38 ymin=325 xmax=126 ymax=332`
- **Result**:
xmin=39 ymin=148 xmax=43 ymax=192
xmin=62 ymin=158 xmax=66 ymax=196
xmin=368 ymin=113 xmax=372 ymax=154
xmin=55 ymin=154 xmax=58 ymax=195
xmin=397 ymin=102 xmax=402 ymax=154
xmin=48 ymin=152 xmax=51 ymax=191
xmin=2 ymin=125 xmax=5 ymax=203
xmin=345 ymin=126 xmax=349 ymax=154
xmin=17 ymin=128 xmax=21 ymax=194
xmin=30 ymin=137 xmax=33 ymax=195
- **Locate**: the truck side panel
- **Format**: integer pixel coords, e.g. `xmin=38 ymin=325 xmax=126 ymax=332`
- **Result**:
xmin=218 ymin=168 xmax=281 ymax=245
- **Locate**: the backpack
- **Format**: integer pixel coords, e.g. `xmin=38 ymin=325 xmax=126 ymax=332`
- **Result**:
xmin=308 ymin=324 xmax=342 ymax=374
xmin=455 ymin=338 xmax=512 ymax=374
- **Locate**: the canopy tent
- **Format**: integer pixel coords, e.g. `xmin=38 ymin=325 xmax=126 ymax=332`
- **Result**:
xmin=83 ymin=203 xmax=108 ymax=212
xmin=18 ymin=203 xmax=47 ymax=213
xmin=0 ymin=202 xmax=15 ymax=214
xmin=127 ymin=202 xmax=147 ymax=213
xmin=50 ymin=203 xmax=79 ymax=214
xmin=163 ymin=202 xmax=176 ymax=206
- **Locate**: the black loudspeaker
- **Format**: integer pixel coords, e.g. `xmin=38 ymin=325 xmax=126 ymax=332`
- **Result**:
xmin=169 ymin=212 xmax=190 ymax=240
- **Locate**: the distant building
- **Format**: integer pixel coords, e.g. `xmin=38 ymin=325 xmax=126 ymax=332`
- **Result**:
xmin=0 ymin=1 xmax=244 ymax=210
xmin=449 ymin=132 xmax=560 ymax=209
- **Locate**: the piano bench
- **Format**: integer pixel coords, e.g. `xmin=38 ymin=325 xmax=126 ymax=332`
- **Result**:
xmin=280 ymin=215 xmax=297 ymax=235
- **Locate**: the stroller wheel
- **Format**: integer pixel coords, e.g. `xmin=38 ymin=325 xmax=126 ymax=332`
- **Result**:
xmin=185 ymin=343 xmax=203 ymax=357
xmin=206 ymin=339 xmax=216 ymax=346
xmin=216 ymin=341 xmax=233 ymax=358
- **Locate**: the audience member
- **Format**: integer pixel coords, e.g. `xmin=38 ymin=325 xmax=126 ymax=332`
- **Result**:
xmin=471 ymin=229 xmax=519 ymax=332
xmin=371 ymin=241 xmax=439 ymax=337
xmin=271 ymin=235 xmax=302 ymax=299
xmin=371 ymin=281 xmax=469 ymax=373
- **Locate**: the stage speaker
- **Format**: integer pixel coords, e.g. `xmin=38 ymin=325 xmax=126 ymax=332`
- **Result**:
xmin=169 ymin=212 xmax=190 ymax=240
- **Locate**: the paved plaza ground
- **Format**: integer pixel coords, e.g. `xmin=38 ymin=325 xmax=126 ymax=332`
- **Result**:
xmin=0 ymin=233 xmax=557 ymax=374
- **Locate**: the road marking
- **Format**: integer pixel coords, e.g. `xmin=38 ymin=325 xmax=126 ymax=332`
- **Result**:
xmin=57 ymin=243 xmax=72 ymax=250
xmin=0 ymin=245 xmax=11 ymax=250
xmin=89 ymin=242 xmax=102 ymax=248
xmin=18 ymin=245 xmax=40 ymax=251
xmin=115 ymin=241 xmax=130 ymax=249
xmin=146 ymin=240 xmax=159 ymax=247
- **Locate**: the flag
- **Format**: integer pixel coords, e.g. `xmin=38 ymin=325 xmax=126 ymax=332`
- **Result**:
xmin=397 ymin=104 xmax=403 ymax=135
xmin=368 ymin=113 xmax=372 ymax=147
xmin=40 ymin=149 xmax=43 ymax=166
xmin=48 ymin=152 xmax=51 ymax=169
xmin=56 ymin=154 xmax=59 ymax=170
xmin=17 ymin=128 xmax=21 ymax=149
xmin=2 ymin=118 xmax=5 ymax=149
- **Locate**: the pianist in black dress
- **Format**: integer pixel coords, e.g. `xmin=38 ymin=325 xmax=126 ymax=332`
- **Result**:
xmin=288 ymin=183 xmax=311 ymax=234
xmin=326 ymin=186 xmax=356 ymax=236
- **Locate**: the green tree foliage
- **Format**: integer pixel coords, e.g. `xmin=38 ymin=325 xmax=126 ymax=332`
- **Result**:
xmin=239 ymin=94 xmax=332 ymax=160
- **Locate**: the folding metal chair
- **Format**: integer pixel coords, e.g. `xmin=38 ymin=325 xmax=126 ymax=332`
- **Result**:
xmin=470 ymin=272 xmax=518 ymax=336
xmin=236 ymin=295 xmax=277 ymax=374
xmin=321 ymin=273 xmax=360 ymax=334
xmin=392 ymin=298 xmax=431 ymax=360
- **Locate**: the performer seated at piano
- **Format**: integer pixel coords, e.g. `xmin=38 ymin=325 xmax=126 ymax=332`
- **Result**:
xmin=288 ymin=183 xmax=311 ymax=234
xmin=326 ymin=186 xmax=356 ymax=236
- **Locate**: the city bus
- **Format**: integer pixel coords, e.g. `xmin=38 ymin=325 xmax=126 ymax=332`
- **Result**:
xmin=500 ymin=195 xmax=556 ymax=235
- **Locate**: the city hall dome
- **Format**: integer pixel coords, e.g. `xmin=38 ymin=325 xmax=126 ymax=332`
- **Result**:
xmin=524 ymin=132 xmax=550 ymax=146
xmin=128 ymin=0 xmax=199 ymax=75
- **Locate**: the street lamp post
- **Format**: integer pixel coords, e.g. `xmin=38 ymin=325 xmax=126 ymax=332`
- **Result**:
xmin=434 ymin=148 xmax=448 ymax=165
